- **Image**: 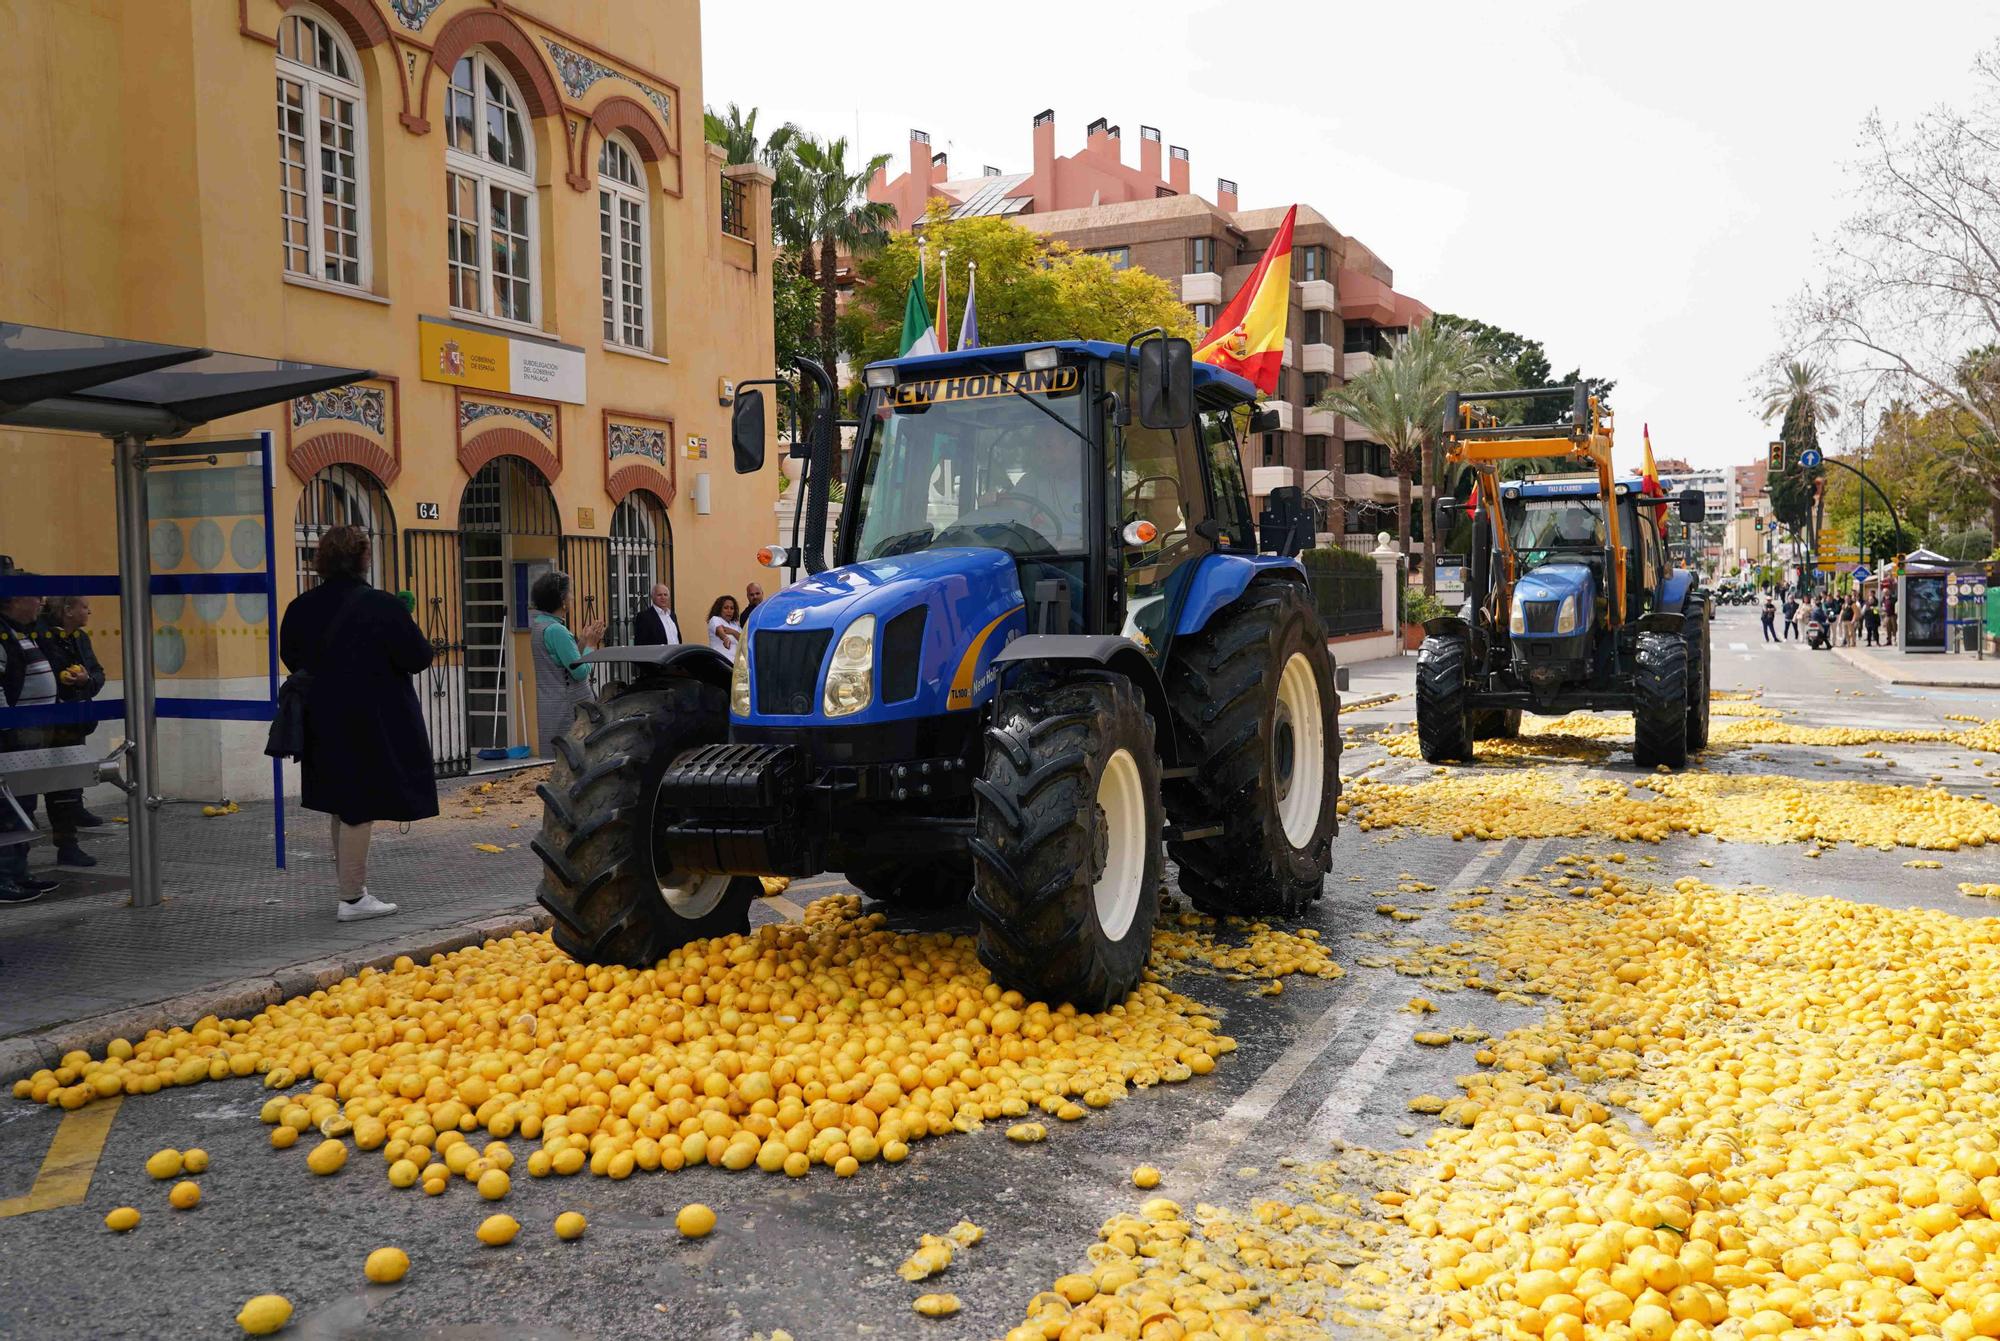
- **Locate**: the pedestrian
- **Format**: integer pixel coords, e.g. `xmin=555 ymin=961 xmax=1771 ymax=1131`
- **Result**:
xmin=1863 ymin=598 xmax=1882 ymax=647
xmin=0 ymin=586 xmax=62 ymax=903
xmin=528 ymin=570 xmax=604 ymax=761
xmin=706 ymin=595 xmax=742 ymax=657
xmin=1838 ymin=597 xmax=1856 ymax=647
xmin=1884 ymin=588 xmax=1898 ymax=646
xmin=38 ymin=595 xmax=105 ymax=868
xmin=743 ymin=581 xmax=765 ymax=625
xmin=1782 ymin=594 xmax=1800 ymax=640
xmin=631 ymin=582 xmax=680 ymax=647
xmin=1761 ymin=597 xmax=1778 ymax=643
xmin=277 ymin=525 xmax=438 ymax=923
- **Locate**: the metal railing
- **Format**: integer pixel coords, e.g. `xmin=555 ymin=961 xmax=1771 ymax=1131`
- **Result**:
xmin=720 ymin=177 xmax=748 ymax=240
xmin=1304 ymin=566 xmax=1384 ymax=637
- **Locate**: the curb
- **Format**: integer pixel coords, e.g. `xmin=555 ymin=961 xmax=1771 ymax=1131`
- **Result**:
xmin=0 ymin=908 xmax=553 ymax=1079
xmin=1833 ymin=646 xmax=2000 ymax=691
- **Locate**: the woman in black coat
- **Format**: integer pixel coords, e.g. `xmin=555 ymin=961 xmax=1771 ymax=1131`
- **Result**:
xmin=278 ymin=525 xmax=437 ymax=922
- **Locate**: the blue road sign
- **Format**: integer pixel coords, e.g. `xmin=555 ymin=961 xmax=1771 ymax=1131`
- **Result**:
xmin=1797 ymin=447 xmax=1824 ymax=469
xmin=1852 ymin=564 xmax=1871 ymax=581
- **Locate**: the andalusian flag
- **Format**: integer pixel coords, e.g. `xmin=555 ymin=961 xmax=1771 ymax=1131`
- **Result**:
xmin=898 ymin=276 xmax=939 ymax=357
xmin=1193 ymin=204 xmax=1295 ymax=394
xmin=1640 ymin=422 xmax=1666 ymax=536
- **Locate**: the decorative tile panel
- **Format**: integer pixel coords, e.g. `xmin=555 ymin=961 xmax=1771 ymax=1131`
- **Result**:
xmin=459 ymin=400 xmax=555 ymax=438
xmin=291 ymin=385 xmax=386 ymax=436
xmin=388 ymin=0 xmax=446 ymax=31
xmin=540 ymin=39 xmax=672 ymax=126
xmin=608 ymin=422 xmax=667 ymax=466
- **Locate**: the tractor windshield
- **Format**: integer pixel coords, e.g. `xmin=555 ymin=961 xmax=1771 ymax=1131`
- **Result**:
xmin=850 ymin=366 xmax=1090 ymax=561
xmin=1504 ymin=496 xmax=1607 ymax=569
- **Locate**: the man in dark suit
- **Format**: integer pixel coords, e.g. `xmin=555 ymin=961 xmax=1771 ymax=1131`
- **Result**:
xmin=631 ymin=584 xmax=681 ymax=647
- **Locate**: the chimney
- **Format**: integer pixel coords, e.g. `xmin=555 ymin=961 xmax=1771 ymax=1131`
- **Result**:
xmin=1139 ymin=125 xmax=1161 ymax=181
xmin=1217 ymin=176 xmax=1238 ymax=213
xmin=1030 ymin=108 xmax=1055 ymax=210
xmin=1086 ymin=116 xmax=1112 ymax=162
xmin=931 ymin=150 xmax=948 ymax=187
xmin=909 ymin=128 xmax=931 ymax=183
xmin=1168 ymin=144 xmax=1190 ymax=196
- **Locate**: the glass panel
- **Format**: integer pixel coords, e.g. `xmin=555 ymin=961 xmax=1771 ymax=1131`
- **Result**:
xmin=446 ymin=172 xmax=480 ymax=311
xmin=447 ymin=57 xmax=477 ymax=154
xmin=599 ymin=189 xmax=616 ymax=340
xmin=277 ymin=75 xmax=310 ymax=274
xmin=483 ymin=63 xmax=525 ymax=171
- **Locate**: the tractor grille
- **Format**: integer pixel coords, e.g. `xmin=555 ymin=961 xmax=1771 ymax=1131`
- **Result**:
xmin=1523 ymin=600 xmax=1560 ymax=634
xmin=753 ymin=629 xmax=833 ymax=715
xmin=880 ymin=607 xmax=927 ymax=703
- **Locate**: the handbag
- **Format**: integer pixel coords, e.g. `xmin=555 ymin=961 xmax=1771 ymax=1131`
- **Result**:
xmin=265 ymin=588 xmax=366 ymax=761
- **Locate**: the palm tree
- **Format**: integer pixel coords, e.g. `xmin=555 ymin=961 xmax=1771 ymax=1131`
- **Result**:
xmin=1760 ymin=360 xmax=1842 ymax=588
xmin=1318 ymin=323 xmax=1499 ymax=590
xmin=703 ymin=103 xmax=764 ymax=167
xmin=1759 ymin=359 xmax=1842 ymax=431
xmin=781 ymin=135 xmax=896 ymax=378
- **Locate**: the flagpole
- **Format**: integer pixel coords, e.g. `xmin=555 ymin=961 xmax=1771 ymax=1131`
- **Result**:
xmin=936 ymin=248 xmax=951 ymax=353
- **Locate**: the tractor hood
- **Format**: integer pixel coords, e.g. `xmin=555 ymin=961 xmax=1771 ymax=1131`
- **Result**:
xmin=1512 ymin=563 xmax=1595 ymax=638
xmin=733 ymin=549 xmax=1028 ymax=725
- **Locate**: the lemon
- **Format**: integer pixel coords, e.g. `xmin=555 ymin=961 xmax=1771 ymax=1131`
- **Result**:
xmin=235 ymin=1294 xmax=292 ymax=1336
xmin=675 ymin=1203 xmax=717 ymax=1238
xmin=104 ymin=1206 xmax=140 ymax=1232
xmin=1131 ymin=1166 xmax=1161 ymax=1189
xmin=168 ymin=1180 xmax=201 ymax=1210
xmin=476 ymin=1213 xmax=519 ymax=1246
xmin=554 ymin=1211 xmax=587 ymax=1241
xmin=145 ymin=1148 xmax=183 ymax=1180
xmin=181 ymin=1148 xmax=209 ymax=1174
xmin=305 ymin=1139 xmax=347 ymax=1175
xmin=363 ymin=1246 xmax=409 ymax=1284
xmin=269 ymin=1126 xmax=298 ymax=1150
xmin=387 ymin=1159 xmax=419 ymax=1189
xmin=1005 ymin=1122 xmax=1046 ymax=1142
xmin=912 ymin=1293 xmax=960 ymax=1317
xmin=476 ymin=1168 xmax=510 ymax=1201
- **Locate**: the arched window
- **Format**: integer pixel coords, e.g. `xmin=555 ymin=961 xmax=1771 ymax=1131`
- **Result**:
xmin=598 ymin=134 xmax=648 ymax=349
xmin=276 ymin=6 xmax=368 ymax=287
xmin=295 ymin=463 xmax=395 ymax=595
xmin=608 ymin=491 xmax=671 ymax=647
xmin=444 ymin=50 xmax=537 ymax=324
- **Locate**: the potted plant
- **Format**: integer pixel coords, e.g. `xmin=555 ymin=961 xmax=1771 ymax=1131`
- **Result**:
xmin=1403 ymin=589 xmax=1453 ymax=650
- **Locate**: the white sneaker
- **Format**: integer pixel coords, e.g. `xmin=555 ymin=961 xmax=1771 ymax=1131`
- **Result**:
xmin=337 ymin=891 xmax=400 ymax=922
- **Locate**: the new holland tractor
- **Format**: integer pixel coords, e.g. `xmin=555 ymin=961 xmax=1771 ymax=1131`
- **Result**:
xmin=1415 ymin=386 xmax=1710 ymax=769
xmin=533 ymin=335 xmax=1341 ymax=1009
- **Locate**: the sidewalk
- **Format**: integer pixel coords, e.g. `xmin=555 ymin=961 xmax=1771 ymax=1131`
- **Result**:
xmin=0 ymin=770 xmax=561 ymax=1076
xmin=1833 ymin=641 xmax=2000 ymax=689
xmin=1339 ymin=651 xmax=1412 ymax=714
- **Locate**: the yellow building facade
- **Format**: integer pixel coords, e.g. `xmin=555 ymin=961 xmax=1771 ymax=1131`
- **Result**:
xmin=0 ymin=0 xmax=778 ymax=787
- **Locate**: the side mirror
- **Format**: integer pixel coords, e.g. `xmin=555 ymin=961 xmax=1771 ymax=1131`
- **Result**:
xmin=1250 ymin=406 xmax=1281 ymax=435
xmin=1136 ymin=337 xmax=1195 ymax=430
xmin=1435 ymin=496 xmax=1458 ymax=534
xmin=731 ymin=388 xmax=766 ymax=474
xmin=1258 ymin=485 xmax=1309 ymax=558
xmin=1678 ymin=488 xmax=1705 ymax=524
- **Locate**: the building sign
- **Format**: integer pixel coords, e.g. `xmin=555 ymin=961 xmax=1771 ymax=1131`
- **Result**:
xmin=419 ymin=317 xmax=585 ymax=405
xmin=417 ymin=501 xmax=440 ymax=521
xmin=1903 ymin=573 xmax=1947 ymax=651
xmin=685 ymin=435 xmax=709 ymax=461
xmin=576 ymin=507 xmax=596 ymax=531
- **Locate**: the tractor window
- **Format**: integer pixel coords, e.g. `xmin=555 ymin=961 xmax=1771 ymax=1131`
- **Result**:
xmin=1115 ymin=414 xmax=1202 ymax=657
xmin=849 ymin=374 xmax=1089 ymax=561
xmin=1504 ymin=496 xmax=1607 ymax=569
xmin=1199 ymin=410 xmax=1256 ymax=551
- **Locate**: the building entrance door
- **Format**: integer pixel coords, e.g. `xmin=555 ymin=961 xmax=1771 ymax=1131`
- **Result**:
xmin=459 ymin=456 xmax=560 ymax=758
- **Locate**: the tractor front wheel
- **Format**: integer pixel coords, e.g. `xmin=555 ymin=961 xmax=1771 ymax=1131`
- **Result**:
xmin=969 ymin=671 xmax=1162 ymax=1011
xmin=1415 ymin=634 xmax=1476 ymax=763
xmin=1684 ymin=601 xmax=1712 ymax=752
xmin=1632 ymin=631 xmax=1690 ymax=769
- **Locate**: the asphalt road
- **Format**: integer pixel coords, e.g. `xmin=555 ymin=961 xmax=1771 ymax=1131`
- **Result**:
xmin=3 ymin=603 xmax=1996 ymax=1340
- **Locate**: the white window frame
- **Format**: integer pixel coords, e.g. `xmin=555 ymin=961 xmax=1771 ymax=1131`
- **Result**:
xmin=443 ymin=49 xmax=540 ymax=328
xmin=598 ymin=134 xmax=650 ymax=350
xmin=275 ymin=6 xmax=370 ymax=289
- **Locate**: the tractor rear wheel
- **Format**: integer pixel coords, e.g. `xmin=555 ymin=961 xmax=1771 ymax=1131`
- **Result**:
xmin=969 ymin=671 xmax=1162 ymax=1011
xmin=1415 ymin=634 xmax=1476 ymax=763
xmin=844 ymin=858 xmax=970 ymax=908
xmin=533 ymin=679 xmax=758 ymax=966
xmin=1684 ymin=601 xmax=1711 ymax=752
xmin=1164 ymin=582 xmax=1339 ymax=919
xmin=1632 ymin=631 xmax=1690 ymax=769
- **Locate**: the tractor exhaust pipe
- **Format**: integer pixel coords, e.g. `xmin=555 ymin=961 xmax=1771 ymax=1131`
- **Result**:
xmin=793 ymin=358 xmax=836 ymax=576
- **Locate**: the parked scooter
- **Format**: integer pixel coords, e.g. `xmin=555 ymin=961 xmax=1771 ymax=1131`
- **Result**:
xmin=1806 ymin=610 xmax=1831 ymax=650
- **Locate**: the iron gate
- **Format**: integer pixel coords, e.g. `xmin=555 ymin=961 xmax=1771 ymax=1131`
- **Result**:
xmin=560 ymin=534 xmax=612 ymax=693
xmin=405 ymin=528 xmax=469 ymax=777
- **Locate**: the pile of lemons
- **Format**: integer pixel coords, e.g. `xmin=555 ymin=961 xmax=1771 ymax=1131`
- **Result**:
xmin=1374 ymin=862 xmax=2000 ymax=1339
xmin=1343 ymin=772 xmax=1692 ymax=844
xmin=8 ymin=900 xmax=1373 ymax=1190
xmin=1371 ymin=703 xmax=2000 ymax=761
xmin=1153 ymin=907 xmax=1346 ymax=985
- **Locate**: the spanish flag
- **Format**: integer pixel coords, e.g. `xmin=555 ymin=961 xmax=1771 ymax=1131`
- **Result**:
xmin=1640 ymin=422 xmax=1666 ymax=537
xmin=1193 ymin=204 xmax=1294 ymax=394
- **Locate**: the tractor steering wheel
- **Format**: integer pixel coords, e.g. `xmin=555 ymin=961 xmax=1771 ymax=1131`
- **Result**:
xmin=977 ymin=489 xmax=1064 ymax=536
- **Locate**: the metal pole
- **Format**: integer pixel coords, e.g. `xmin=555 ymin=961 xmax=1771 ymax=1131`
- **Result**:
xmin=112 ymin=433 xmax=161 ymax=908
xmin=259 ymin=430 xmax=285 ymax=871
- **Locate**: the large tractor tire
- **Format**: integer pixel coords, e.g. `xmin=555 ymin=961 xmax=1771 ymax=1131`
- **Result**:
xmin=1164 ymin=582 xmax=1339 ymax=919
xmin=1684 ymin=600 xmax=1712 ymax=752
xmin=844 ymin=857 xmax=970 ymax=908
xmin=968 ymin=671 xmax=1163 ymax=1011
xmin=1471 ymin=707 xmax=1521 ymax=740
xmin=533 ymin=679 xmax=759 ymax=966
xmin=1631 ymin=631 xmax=1690 ymax=770
xmin=1414 ymin=634 xmax=1476 ymax=763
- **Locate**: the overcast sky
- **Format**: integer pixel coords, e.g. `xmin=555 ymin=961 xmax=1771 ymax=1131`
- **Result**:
xmin=705 ymin=1 xmax=1999 ymax=471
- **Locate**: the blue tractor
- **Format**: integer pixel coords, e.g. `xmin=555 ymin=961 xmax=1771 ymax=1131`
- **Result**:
xmin=533 ymin=336 xmax=1342 ymax=1008
xmin=1417 ymin=386 xmax=1711 ymax=768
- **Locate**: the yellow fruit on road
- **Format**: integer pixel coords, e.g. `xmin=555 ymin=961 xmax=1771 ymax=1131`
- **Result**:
xmin=363 ymin=1247 xmax=409 ymax=1284
xmin=235 ymin=1294 xmax=292 ymax=1335
xmin=169 ymin=1180 xmax=201 ymax=1210
xmin=476 ymin=1168 xmax=510 ymax=1200
xmin=1132 ymin=1166 xmax=1161 ymax=1189
xmin=104 ymin=1206 xmax=140 ymax=1232
xmin=675 ymin=1203 xmax=716 ymax=1238
xmin=181 ymin=1148 xmax=209 ymax=1174
xmin=145 ymin=1148 xmax=183 ymax=1180
xmin=269 ymin=1126 xmax=298 ymax=1150
xmin=476 ymin=1213 xmax=519 ymax=1246
xmin=554 ymin=1211 xmax=587 ymax=1241
xmin=912 ymin=1294 xmax=960 ymax=1317
xmin=306 ymin=1140 xmax=347 ymax=1175
xmin=1005 ymin=1122 xmax=1046 ymax=1142
xmin=387 ymin=1159 xmax=419 ymax=1188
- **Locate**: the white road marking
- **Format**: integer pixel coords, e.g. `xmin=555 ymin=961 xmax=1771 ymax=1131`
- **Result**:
xmin=1729 ymin=642 xmax=1749 ymax=652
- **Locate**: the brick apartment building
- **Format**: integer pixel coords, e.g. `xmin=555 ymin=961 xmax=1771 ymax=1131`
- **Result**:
xmin=867 ymin=111 xmax=1430 ymax=547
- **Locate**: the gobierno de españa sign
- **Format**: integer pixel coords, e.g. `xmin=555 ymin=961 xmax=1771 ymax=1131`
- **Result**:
xmin=418 ymin=316 xmax=585 ymax=405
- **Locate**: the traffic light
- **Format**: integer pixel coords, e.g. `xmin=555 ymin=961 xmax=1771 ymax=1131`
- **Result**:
xmin=1768 ymin=440 xmax=1786 ymax=473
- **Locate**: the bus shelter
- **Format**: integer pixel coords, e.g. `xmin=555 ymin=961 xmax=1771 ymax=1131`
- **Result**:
xmin=0 ymin=321 xmax=368 ymax=907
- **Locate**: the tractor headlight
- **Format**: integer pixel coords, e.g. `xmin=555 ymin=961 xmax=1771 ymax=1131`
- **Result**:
xmin=730 ymin=641 xmax=752 ymax=716
xmin=1556 ymin=595 xmax=1579 ymax=635
xmin=822 ymin=614 xmax=876 ymax=718
xmin=1510 ymin=602 xmax=1525 ymax=635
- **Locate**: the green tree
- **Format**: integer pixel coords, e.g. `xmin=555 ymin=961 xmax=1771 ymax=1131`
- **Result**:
xmin=1761 ymin=360 xmax=1841 ymax=583
xmin=779 ymin=136 xmax=896 ymax=378
xmin=1430 ymin=314 xmax=1616 ymax=424
xmin=838 ymin=203 xmax=1195 ymax=369
xmin=703 ymin=103 xmax=766 ymax=166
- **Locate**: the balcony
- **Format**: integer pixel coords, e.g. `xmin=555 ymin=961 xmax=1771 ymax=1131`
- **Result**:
xmin=1282 ymin=338 xmax=1294 ymax=368
xmin=1300 ymin=342 xmax=1336 ymax=375
xmin=1302 ymin=407 xmax=1338 ymax=436
xmin=1180 ymin=272 xmax=1222 ymax=305
xmin=1299 ymin=279 xmax=1337 ymax=313
xmin=1250 ymin=465 xmax=1296 ymax=496
xmin=1338 ymin=414 xmax=1382 ymax=444
xmin=1264 ymin=400 xmax=1294 ymax=433
xmin=1343 ymin=472 xmax=1399 ymax=502
xmin=1343 ymin=350 xmax=1375 ymax=379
